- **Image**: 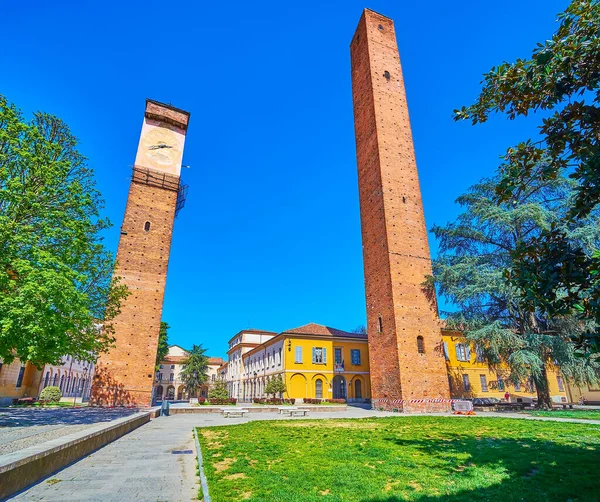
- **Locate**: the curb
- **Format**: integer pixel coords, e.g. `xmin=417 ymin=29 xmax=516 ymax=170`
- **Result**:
xmin=194 ymin=428 xmax=211 ymax=502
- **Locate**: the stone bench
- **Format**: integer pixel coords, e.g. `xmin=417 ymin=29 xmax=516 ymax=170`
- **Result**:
xmin=221 ymin=408 xmax=248 ymax=418
xmin=278 ymin=407 xmax=308 ymax=417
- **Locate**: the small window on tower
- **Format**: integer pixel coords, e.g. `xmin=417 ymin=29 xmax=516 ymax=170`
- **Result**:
xmin=417 ymin=336 xmax=425 ymax=354
xmin=144 ymin=221 xmax=151 ymax=232
xmin=377 ymin=316 xmax=383 ymax=333
xmin=378 ymin=24 xmax=384 ymax=31
xmin=384 ymin=71 xmax=391 ymax=81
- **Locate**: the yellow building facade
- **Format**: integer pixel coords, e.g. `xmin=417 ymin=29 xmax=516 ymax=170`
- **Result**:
xmin=442 ymin=330 xmax=569 ymax=404
xmin=240 ymin=324 xmax=370 ymax=402
xmin=0 ymin=360 xmax=42 ymax=406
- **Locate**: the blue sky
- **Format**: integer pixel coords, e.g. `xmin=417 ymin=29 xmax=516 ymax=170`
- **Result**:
xmin=2 ymin=0 xmax=568 ymax=358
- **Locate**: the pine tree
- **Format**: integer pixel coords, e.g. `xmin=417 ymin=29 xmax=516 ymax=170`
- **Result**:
xmin=180 ymin=344 xmax=209 ymax=398
xmin=432 ymin=175 xmax=600 ymax=407
xmin=454 ymin=0 xmax=600 ymax=351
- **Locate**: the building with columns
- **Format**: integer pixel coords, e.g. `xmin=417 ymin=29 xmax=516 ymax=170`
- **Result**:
xmin=154 ymin=345 xmax=224 ymax=402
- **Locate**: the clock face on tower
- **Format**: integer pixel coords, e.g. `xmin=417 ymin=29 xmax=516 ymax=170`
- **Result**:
xmin=140 ymin=127 xmax=182 ymax=169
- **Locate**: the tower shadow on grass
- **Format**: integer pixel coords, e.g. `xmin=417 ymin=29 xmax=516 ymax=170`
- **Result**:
xmin=361 ymin=434 xmax=600 ymax=502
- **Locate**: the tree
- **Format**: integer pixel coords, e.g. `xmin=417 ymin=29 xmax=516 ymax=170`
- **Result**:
xmin=180 ymin=344 xmax=209 ymax=398
xmin=0 ymin=95 xmax=128 ymax=366
xmin=432 ymin=175 xmax=600 ymax=407
xmin=454 ymin=0 xmax=600 ymax=350
xmin=351 ymin=325 xmax=367 ymax=334
xmin=155 ymin=322 xmax=170 ymax=370
xmin=208 ymin=378 xmax=229 ymax=400
xmin=265 ymin=376 xmax=287 ymax=398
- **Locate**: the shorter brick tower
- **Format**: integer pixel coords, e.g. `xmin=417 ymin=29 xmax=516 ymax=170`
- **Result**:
xmin=91 ymin=100 xmax=190 ymax=406
xmin=350 ymin=9 xmax=450 ymax=411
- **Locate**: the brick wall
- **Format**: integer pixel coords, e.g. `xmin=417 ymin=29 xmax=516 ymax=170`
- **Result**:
xmin=350 ymin=9 xmax=450 ymax=410
xmin=91 ymin=101 xmax=187 ymax=406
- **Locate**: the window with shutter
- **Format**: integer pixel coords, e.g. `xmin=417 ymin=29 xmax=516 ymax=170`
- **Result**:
xmin=295 ymin=346 xmax=302 ymax=363
xmin=443 ymin=342 xmax=449 ymax=360
xmin=480 ymin=374 xmax=488 ymax=392
xmin=462 ymin=374 xmax=470 ymax=391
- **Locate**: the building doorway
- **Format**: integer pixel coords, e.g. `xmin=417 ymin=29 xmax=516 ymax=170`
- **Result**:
xmin=333 ymin=375 xmax=346 ymax=400
xmin=166 ymin=385 xmax=175 ymax=400
xmin=354 ymin=379 xmax=362 ymax=399
xmin=315 ymin=379 xmax=323 ymax=399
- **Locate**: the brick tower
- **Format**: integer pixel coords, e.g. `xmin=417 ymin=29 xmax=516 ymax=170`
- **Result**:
xmin=350 ymin=10 xmax=450 ymax=411
xmin=91 ymin=99 xmax=190 ymax=406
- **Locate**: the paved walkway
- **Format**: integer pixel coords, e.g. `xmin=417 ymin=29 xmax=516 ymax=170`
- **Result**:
xmin=10 ymin=407 xmax=600 ymax=501
xmin=0 ymin=408 xmax=140 ymax=455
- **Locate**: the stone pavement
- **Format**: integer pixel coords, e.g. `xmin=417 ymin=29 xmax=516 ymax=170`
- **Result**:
xmin=9 ymin=406 xmax=600 ymax=501
xmin=0 ymin=408 xmax=140 ymax=455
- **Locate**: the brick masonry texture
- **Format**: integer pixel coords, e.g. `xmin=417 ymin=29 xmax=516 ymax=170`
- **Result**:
xmin=91 ymin=102 xmax=188 ymax=407
xmin=350 ymin=9 xmax=450 ymax=411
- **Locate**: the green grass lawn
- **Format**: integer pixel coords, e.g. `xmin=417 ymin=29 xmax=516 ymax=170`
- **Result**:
xmin=526 ymin=409 xmax=600 ymax=421
xmin=197 ymin=417 xmax=600 ymax=502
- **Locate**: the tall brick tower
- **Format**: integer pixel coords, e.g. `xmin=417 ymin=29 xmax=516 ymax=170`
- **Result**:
xmin=350 ymin=10 xmax=450 ymax=411
xmin=91 ymin=99 xmax=190 ymax=406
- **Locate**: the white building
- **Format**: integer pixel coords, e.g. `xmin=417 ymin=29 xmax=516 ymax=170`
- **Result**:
xmin=38 ymin=356 xmax=95 ymax=402
xmin=226 ymin=329 xmax=276 ymax=400
xmin=154 ymin=345 xmax=225 ymax=401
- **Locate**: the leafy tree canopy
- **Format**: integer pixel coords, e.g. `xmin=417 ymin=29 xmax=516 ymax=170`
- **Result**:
xmin=180 ymin=344 xmax=209 ymax=398
xmin=454 ymin=0 xmax=600 ymax=350
xmin=265 ymin=376 xmax=287 ymax=397
xmin=0 ymin=95 xmax=127 ymax=366
xmin=209 ymin=378 xmax=229 ymax=400
xmin=156 ymin=322 xmax=170 ymax=370
xmin=432 ymin=174 xmax=600 ymax=407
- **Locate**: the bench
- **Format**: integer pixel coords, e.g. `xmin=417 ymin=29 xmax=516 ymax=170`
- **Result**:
xmin=278 ymin=407 xmax=309 ymax=417
xmin=554 ymin=403 xmax=576 ymax=409
xmin=221 ymin=408 xmax=248 ymax=418
xmin=496 ymin=402 xmax=526 ymax=411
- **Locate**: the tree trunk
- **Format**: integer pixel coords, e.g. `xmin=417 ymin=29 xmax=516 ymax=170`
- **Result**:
xmin=535 ymin=362 xmax=553 ymax=409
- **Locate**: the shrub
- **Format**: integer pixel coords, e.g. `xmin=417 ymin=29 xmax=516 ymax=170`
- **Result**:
xmin=303 ymin=398 xmax=346 ymax=405
xmin=208 ymin=379 xmax=229 ymax=400
xmin=208 ymin=398 xmax=236 ymax=405
xmin=40 ymin=386 xmax=62 ymax=403
xmin=253 ymin=398 xmax=296 ymax=405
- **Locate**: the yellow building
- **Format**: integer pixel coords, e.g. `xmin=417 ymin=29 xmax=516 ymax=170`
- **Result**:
xmin=442 ymin=330 xmax=569 ymax=404
xmin=240 ymin=324 xmax=370 ymax=402
xmin=0 ymin=359 xmax=42 ymax=406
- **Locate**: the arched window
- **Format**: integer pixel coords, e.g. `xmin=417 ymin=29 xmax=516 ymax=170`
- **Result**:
xmin=44 ymin=371 xmax=50 ymax=388
xmin=144 ymin=221 xmax=151 ymax=232
xmin=417 ymin=336 xmax=425 ymax=354
xmin=315 ymin=379 xmax=323 ymax=399
xmin=59 ymin=375 xmax=65 ymax=391
xmin=53 ymin=374 xmax=58 ymax=386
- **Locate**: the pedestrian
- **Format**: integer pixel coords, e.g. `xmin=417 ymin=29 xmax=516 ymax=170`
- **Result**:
xmin=504 ymin=391 xmax=510 ymax=402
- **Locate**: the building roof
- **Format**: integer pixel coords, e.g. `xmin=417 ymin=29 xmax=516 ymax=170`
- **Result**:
xmin=227 ymin=329 xmax=277 ymax=344
xmin=283 ymin=323 xmax=367 ymax=339
xmin=162 ymin=355 xmax=225 ymax=365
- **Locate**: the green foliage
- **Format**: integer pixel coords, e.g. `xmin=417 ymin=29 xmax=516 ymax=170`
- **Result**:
xmin=155 ymin=322 xmax=170 ymax=370
xmin=180 ymin=344 xmax=209 ymax=397
xmin=454 ymin=0 xmax=600 ymax=350
xmin=39 ymin=386 xmax=62 ymax=403
xmin=265 ymin=376 xmax=287 ymax=397
xmin=197 ymin=417 xmax=600 ymax=501
xmin=432 ymin=175 xmax=600 ymax=407
xmin=208 ymin=378 xmax=229 ymax=400
xmin=0 ymin=95 xmax=128 ymax=366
